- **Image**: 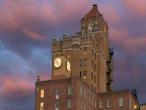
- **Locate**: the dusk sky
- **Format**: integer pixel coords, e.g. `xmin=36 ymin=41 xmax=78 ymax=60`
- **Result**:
xmin=0 ymin=0 xmax=146 ymax=110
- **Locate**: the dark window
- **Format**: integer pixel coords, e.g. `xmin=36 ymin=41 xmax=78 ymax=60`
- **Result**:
xmin=80 ymin=72 xmax=82 ymax=78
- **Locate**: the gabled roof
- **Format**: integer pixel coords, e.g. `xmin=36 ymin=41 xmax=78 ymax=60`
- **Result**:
xmin=82 ymin=4 xmax=102 ymax=20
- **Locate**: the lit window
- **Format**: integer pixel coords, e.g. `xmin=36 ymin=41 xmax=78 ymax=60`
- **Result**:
xmin=83 ymin=71 xmax=87 ymax=79
xmin=133 ymin=105 xmax=137 ymax=109
xmin=99 ymin=100 xmax=103 ymax=108
xmin=67 ymin=99 xmax=72 ymax=108
xmin=119 ymin=97 xmax=124 ymax=107
xmin=40 ymin=102 xmax=44 ymax=110
xmin=40 ymin=89 xmax=44 ymax=98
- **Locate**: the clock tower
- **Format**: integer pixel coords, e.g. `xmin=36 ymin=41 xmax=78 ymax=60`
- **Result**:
xmin=52 ymin=4 xmax=113 ymax=93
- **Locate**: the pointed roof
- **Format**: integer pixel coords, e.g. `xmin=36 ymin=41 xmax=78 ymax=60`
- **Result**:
xmin=82 ymin=4 xmax=102 ymax=20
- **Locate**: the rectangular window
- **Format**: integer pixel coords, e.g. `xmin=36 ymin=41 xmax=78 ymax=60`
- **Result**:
xmin=40 ymin=102 xmax=44 ymax=110
xmin=40 ymin=89 xmax=44 ymax=98
xmin=92 ymin=49 xmax=94 ymax=56
xmin=55 ymin=89 xmax=60 ymax=95
xmin=67 ymin=99 xmax=72 ymax=108
xmin=107 ymin=98 xmax=111 ymax=107
xmin=80 ymin=59 xmax=82 ymax=67
xmin=80 ymin=72 xmax=82 ymax=78
xmin=94 ymin=53 xmax=96 ymax=59
xmin=94 ymin=99 xmax=97 ymax=107
xmin=67 ymin=86 xmax=72 ymax=96
xmin=83 ymin=58 xmax=87 ymax=66
xmin=92 ymin=61 xmax=94 ymax=68
xmin=83 ymin=71 xmax=87 ymax=79
xmin=80 ymin=101 xmax=83 ymax=109
xmin=94 ymin=75 xmax=96 ymax=83
xmin=80 ymin=87 xmax=83 ymax=96
xmin=55 ymin=101 xmax=59 ymax=110
xmin=94 ymin=63 xmax=96 ymax=71
xmin=119 ymin=97 xmax=124 ymax=107
xmin=99 ymin=100 xmax=103 ymax=108
xmin=91 ymin=72 xmax=93 ymax=81
xmin=129 ymin=99 xmax=132 ymax=108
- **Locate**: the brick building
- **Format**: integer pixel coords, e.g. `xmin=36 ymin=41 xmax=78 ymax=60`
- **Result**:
xmin=140 ymin=104 xmax=146 ymax=110
xmin=35 ymin=4 xmax=140 ymax=110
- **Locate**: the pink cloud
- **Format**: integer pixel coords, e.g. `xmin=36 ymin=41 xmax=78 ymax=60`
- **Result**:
xmin=22 ymin=28 xmax=48 ymax=41
xmin=0 ymin=76 xmax=33 ymax=97
xmin=123 ymin=0 xmax=146 ymax=16
xmin=0 ymin=0 xmax=92 ymax=32
xmin=110 ymin=28 xmax=146 ymax=53
xmin=0 ymin=71 xmax=49 ymax=97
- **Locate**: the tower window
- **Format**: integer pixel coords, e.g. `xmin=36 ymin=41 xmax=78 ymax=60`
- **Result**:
xmin=83 ymin=58 xmax=87 ymax=67
xmin=83 ymin=71 xmax=87 ymax=79
xmin=107 ymin=98 xmax=111 ymax=107
xmin=92 ymin=61 xmax=94 ymax=68
xmin=91 ymin=72 xmax=93 ymax=81
xmin=40 ymin=102 xmax=44 ymax=110
xmin=94 ymin=63 xmax=96 ymax=71
xmin=99 ymin=100 xmax=103 ymax=108
xmin=80 ymin=72 xmax=82 ymax=78
xmin=80 ymin=100 xmax=83 ymax=109
xmin=94 ymin=75 xmax=96 ymax=83
xmin=80 ymin=87 xmax=83 ymax=96
xmin=94 ymin=53 xmax=96 ymax=59
xmin=40 ymin=89 xmax=44 ymax=98
xmin=92 ymin=50 xmax=94 ymax=56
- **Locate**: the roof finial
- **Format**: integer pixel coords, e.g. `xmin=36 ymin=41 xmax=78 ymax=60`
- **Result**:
xmin=93 ymin=4 xmax=97 ymax=8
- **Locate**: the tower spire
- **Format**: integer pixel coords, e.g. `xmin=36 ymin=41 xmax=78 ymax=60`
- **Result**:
xmin=82 ymin=4 xmax=101 ymax=20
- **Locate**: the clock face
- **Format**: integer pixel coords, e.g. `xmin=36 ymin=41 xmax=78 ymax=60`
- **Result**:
xmin=54 ymin=57 xmax=62 ymax=68
xmin=66 ymin=61 xmax=71 ymax=71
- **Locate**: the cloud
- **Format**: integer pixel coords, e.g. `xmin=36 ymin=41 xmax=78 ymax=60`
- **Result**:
xmin=110 ymin=27 xmax=146 ymax=53
xmin=123 ymin=0 xmax=146 ymax=16
xmin=0 ymin=76 xmax=33 ymax=96
xmin=22 ymin=28 xmax=48 ymax=41
xmin=0 ymin=0 xmax=92 ymax=32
